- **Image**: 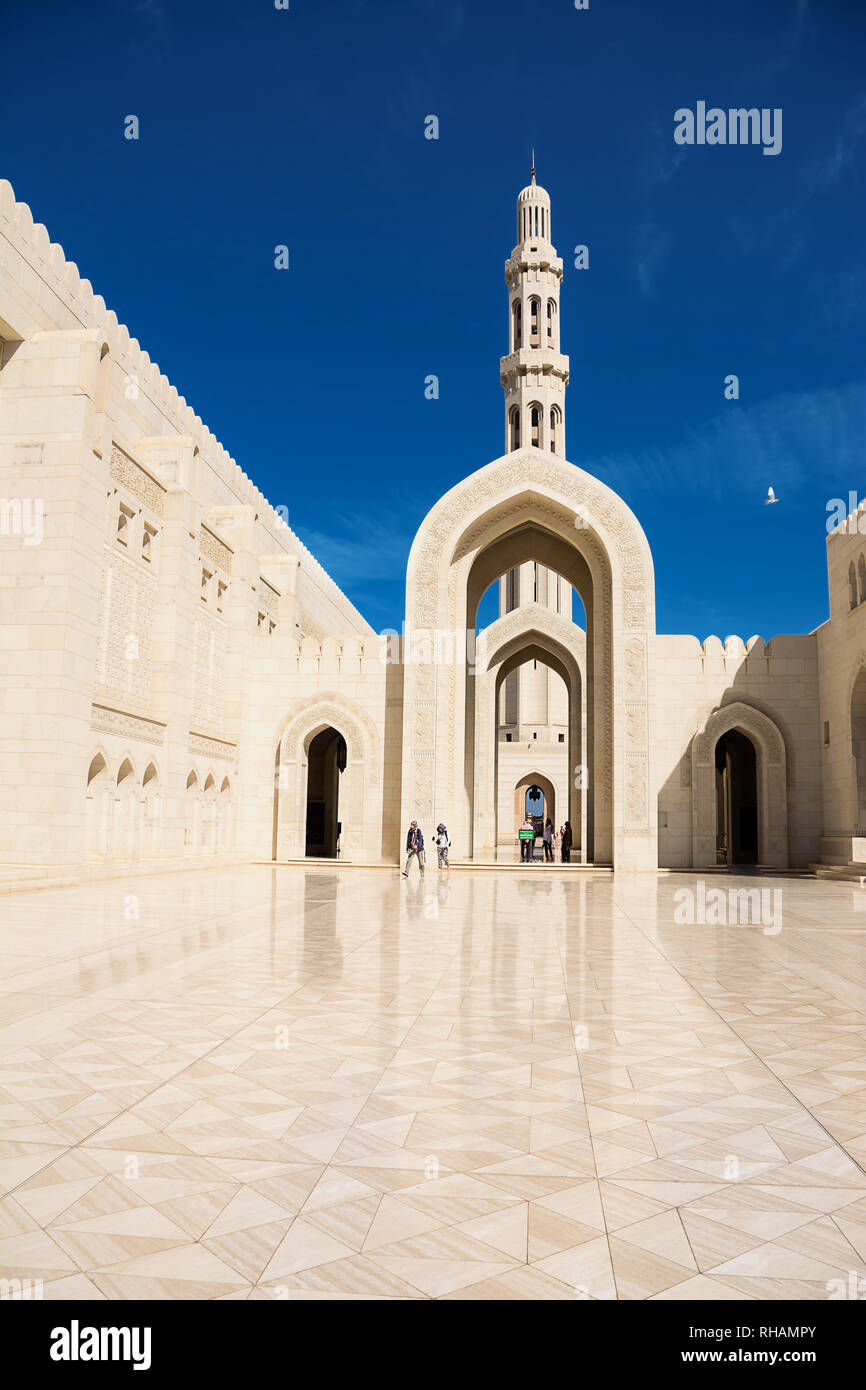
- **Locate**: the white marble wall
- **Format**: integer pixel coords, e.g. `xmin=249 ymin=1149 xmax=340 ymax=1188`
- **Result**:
xmin=0 ymin=178 xmax=849 ymax=873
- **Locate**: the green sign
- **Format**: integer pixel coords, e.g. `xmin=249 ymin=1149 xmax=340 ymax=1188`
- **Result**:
xmin=518 ymin=829 xmax=535 ymax=840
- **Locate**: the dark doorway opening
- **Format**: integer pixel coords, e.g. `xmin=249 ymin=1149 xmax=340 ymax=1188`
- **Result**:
xmin=305 ymin=727 xmax=346 ymax=857
xmin=715 ymin=729 xmax=758 ymax=866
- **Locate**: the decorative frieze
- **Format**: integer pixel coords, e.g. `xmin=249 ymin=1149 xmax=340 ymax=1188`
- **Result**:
xmin=200 ymin=524 xmax=232 ymax=575
xmin=91 ymin=703 xmax=165 ymax=746
xmin=257 ymin=579 xmax=279 ymax=613
xmin=189 ymin=731 xmax=237 ymax=764
xmin=110 ymin=444 xmax=165 ymax=518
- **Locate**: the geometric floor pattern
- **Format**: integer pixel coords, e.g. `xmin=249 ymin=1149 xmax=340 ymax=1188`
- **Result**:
xmin=1 ymin=865 xmax=865 ymax=1300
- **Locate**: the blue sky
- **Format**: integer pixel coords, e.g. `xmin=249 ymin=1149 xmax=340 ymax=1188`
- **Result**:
xmin=2 ymin=0 xmax=865 ymax=639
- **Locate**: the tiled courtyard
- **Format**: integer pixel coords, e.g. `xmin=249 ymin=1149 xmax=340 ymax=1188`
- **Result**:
xmin=1 ymin=865 xmax=865 ymax=1300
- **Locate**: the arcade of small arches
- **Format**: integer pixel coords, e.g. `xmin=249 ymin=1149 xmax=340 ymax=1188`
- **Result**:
xmin=510 ymin=295 xmax=559 ymax=352
xmin=508 ymin=402 xmax=562 ymax=454
xmin=84 ymin=751 xmax=233 ymax=862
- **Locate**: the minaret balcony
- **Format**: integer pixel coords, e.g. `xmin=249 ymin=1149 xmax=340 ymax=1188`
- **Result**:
xmin=505 ymin=253 xmax=563 ymax=284
xmin=499 ymin=347 xmax=570 ymax=386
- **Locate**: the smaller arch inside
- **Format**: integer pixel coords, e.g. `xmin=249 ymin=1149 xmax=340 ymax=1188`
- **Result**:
xmin=714 ymin=728 xmax=758 ymax=865
xmin=851 ymin=666 xmax=866 ymax=833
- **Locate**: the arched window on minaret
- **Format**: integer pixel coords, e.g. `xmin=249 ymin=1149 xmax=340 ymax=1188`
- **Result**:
xmin=550 ymin=405 xmax=561 ymax=454
xmin=509 ymin=406 xmax=521 ymax=451
xmin=850 ymin=562 xmax=859 ymax=610
xmin=858 ymin=555 xmax=866 ymax=605
xmin=529 ymin=297 xmax=540 ymax=346
xmin=512 ymin=299 xmax=522 ymax=351
xmin=547 ymin=299 xmax=557 ymax=345
xmin=530 ymin=403 xmax=542 ymax=448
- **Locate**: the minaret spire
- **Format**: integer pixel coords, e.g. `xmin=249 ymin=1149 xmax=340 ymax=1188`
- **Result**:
xmin=500 ymin=166 xmax=569 ymax=457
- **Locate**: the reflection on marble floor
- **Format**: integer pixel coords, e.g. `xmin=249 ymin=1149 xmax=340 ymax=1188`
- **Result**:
xmin=0 ymin=866 xmax=865 ymax=1301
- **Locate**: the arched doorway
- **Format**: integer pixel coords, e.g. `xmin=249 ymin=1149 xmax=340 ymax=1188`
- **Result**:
xmin=715 ymin=730 xmax=758 ymax=866
xmin=691 ymin=702 xmax=788 ymax=869
xmin=473 ymin=611 xmax=585 ymax=858
xmin=514 ymin=772 xmax=555 ymax=838
xmin=274 ymin=695 xmax=379 ymax=862
xmin=305 ymin=726 xmax=347 ymax=857
xmin=851 ymin=665 xmax=866 ymax=833
xmin=401 ymin=451 xmax=656 ymax=871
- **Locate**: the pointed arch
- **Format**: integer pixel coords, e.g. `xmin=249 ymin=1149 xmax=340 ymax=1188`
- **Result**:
xmin=87 ymin=750 xmax=110 ymax=786
xmin=511 ymin=298 xmax=522 ymax=350
xmin=508 ymin=404 xmax=521 ymax=452
xmin=475 ymin=605 xmax=586 ymax=855
xmin=85 ymin=750 xmax=111 ymax=861
xmin=691 ymin=701 xmax=788 ymax=869
xmin=116 ymin=756 xmax=135 ymax=787
xmin=528 ymin=401 xmax=543 ymax=448
xmin=402 ymin=449 xmax=655 ymax=868
xmin=848 ymin=653 xmax=866 ymax=836
xmin=528 ymin=295 xmax=541 ymax=345
xmin=273 ymin=693 xmax=381 ymax=862
xmin=184 ymin=769 xmax=200 ymax=853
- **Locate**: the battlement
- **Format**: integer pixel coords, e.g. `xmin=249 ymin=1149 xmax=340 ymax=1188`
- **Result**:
xmin=0 ymin=179 xmax=370 ymax=635
xmin=657 ymin=633 xmax=817 ymax=666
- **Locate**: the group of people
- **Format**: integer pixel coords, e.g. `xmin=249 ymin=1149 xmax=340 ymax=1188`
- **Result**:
xmin=519 ymin=816 xmax=574 ymax=863
xmin=402 ymin=820 xmax=450 ymax=877
xmin=401 ymin=815 xmax=574 ymax=875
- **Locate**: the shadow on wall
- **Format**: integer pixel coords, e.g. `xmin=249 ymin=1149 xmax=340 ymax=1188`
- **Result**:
xmin=656 ymin=637 xmax=819 ymax=871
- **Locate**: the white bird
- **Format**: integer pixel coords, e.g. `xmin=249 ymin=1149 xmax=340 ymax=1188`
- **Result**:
xmin=763 ymin=486 xmax=779 ymax=505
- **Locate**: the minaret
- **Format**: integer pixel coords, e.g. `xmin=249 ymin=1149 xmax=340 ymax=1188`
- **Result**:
xmin=498 ymin=161 xmax=572 ymax=748
xmin=501 ymin=159 xmax=569 ymax=457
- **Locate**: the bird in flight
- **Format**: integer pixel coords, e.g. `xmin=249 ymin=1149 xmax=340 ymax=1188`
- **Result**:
xmin=764 ymin=486 xmax=779 ymax=505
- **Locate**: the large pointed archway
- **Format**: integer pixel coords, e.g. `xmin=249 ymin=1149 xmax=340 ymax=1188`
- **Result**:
xmin=400 ymin=449 xmax=656 ymax=870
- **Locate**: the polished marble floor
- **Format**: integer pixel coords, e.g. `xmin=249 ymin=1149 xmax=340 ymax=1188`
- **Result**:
xmin=1 ymin=865 xmax=865 ymax=1301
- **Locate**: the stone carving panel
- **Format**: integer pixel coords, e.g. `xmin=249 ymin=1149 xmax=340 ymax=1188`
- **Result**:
xmin=624 ymin=757 xmax=649 ymax=831
xmin=110 ymin=444 xmax=165 ymax=518
xmin=193 ymin=614 xmax=227 ymax=734
xmin=200 ymin=524 xmax=233 ymax=576
xmin=96 ymin=553 xmax=156 ymax=708
xmin=189 ymin=732 xmax=237 ymax=765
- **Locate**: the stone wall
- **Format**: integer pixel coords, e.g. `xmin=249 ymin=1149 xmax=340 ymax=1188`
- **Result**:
xmin=655 ymin=633 xmax=822 ymax=868
xmin=0 ymin=179 xmax=376 ymax=867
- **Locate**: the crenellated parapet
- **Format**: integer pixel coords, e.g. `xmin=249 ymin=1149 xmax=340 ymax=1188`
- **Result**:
xmin=0 ymin=178 xmax=370 ymax=636
xmin=264 ymin=632 xmax=396 ymax=678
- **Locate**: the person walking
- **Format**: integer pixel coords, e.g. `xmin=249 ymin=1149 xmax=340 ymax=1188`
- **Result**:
xmin=542 ymin=817 xmax=554 ymax=862
xmin=561 ymin=820 xmax=573 ymax=864
xmin=402 ymin=820 xmax=425 ymax=877
xmin=434 ymin=823 xmax=451 ymax=869
xmin=519 ymin=814 xmax=535 ymax=863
